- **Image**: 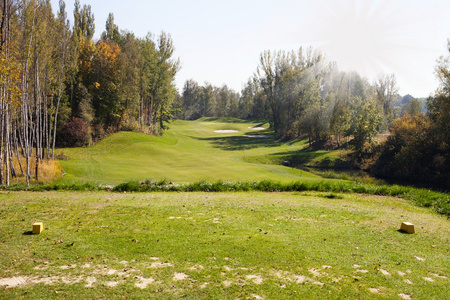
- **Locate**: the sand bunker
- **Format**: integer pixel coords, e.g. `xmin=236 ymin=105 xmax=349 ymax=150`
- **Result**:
xmin=248 ymin=126 xmax=265 ymax=130
xmin=214 ymin=130 xmax=238 ymax=133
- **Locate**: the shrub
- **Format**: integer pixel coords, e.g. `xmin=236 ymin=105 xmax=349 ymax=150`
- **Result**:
xmin=373 ymin=114 xmax=449 ymax=189
xmin=58 ymin=117 xmax=91 ymax=147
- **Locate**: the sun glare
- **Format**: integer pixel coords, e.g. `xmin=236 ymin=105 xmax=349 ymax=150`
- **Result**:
xmin=317 ymin=0 xmax=399 ymax=77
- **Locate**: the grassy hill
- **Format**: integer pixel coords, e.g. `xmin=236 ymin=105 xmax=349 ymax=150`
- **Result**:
xmin=57 ymin=118 xmax=337 ymax=185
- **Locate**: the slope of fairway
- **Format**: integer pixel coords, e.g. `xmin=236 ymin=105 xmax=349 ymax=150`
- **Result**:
xmin=57 ymin=118 xmax=328 ymax=185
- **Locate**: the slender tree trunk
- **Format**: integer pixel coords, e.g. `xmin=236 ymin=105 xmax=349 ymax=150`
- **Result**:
xmin=0 ymin=98 xmax=4 ymax=185
xmin=5 ymin=103 xmax=10 ymax=185
xmin=13 ymin=120 xmax=23 ymax=175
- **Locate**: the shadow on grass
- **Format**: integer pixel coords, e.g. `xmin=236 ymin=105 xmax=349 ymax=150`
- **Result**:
xmin=23 ymin=231 xmax=33 ymax=235
xmin=197 ymin=117 xmax=269 ymax=124
xmin=397 ymin=229 xmax=413 ymax=234
xmin=193 ymin=135 xmax=282 ymax=151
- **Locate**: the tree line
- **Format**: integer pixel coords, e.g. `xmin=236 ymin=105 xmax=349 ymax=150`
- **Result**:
xmin=0 ymin=0 xmax=179 ymax=185
xmin=374 ymin=41 xmax=450 ymax=188
xmin=178 ymin=47 xmax=400 ymax=151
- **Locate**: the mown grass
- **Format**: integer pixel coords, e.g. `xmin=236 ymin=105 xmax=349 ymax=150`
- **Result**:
xmin=54 ymin=119 xmax=323 ymax=185
xmin=0 ymin=191 xmax=448 ymax=299
xmin=3 ymin=179 xmax=449 ymax=215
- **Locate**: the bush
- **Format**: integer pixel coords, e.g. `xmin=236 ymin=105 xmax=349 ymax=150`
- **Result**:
xmin=57 ymin=117 xmax=91 ymax=147
xmin=373 ymin=114 xmax=449 ymax=189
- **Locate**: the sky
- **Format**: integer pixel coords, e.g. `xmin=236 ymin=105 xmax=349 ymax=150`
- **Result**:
xmin=50 ymin=0 xmax=450 ymax=98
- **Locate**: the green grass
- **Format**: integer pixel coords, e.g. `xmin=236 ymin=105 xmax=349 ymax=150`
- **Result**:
xmin=0 ymin=191 xmax=448 ymax=299
xmin=1 ymin=118 xmax=449 ymax=298
xmin=55 ymin=119 xmax=323 ymax=185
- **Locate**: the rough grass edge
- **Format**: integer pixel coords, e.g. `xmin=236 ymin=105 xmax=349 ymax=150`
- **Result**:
xmin=1 ymin=180 xmax=449 ymax=215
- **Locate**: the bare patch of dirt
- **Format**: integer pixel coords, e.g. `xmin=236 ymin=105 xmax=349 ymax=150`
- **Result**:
xmin=223 ymin=266 xmax=233 ymax=272
xmin=294 ymin=275 xmax=307 ymax=284
xmin=150 ymin=262 xmax=174 ymax=268
xmin=223 ymin=280 xmax=232 ymax=287
xmin=85 ymin=277 xmax=96 ymax=287
xmin=0 ymin=276 xmax=28 ymax=287
xmin=398 ymin=293 xmax=412 ymax=299
xmin=189 ymin=265 xmax=205 ymax=271
xmin=105 ymin=281 xmax=119 ymax=287
xmin=173 ymin=272 xmax=188 ymax=281
xmin=379 ymin=269 xmax=391 ymax=276
xmin=404 ymin=279 xmax=413 ymax=285
xmin=308 ymin=268 xmax=323 ymax=277
xmin=414 ymin=256 xmax=425 ymax=261
xmin=60 ymin=264 xmax=76 ymax=270
xmin=246 ymin=275 xmax=263 ymax=284
xmin=430 ymin=272 xmax=447 ymax=279
xmin=368 ymin=288 xmax=382 ymax=294
xmin=61 ymin=276 xmax=83 ymax=285
xmin=134 ymin=276 xmax=155 ymax=289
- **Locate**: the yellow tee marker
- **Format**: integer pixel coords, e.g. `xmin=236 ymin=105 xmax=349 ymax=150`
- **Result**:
xmin=33 ymin=222 xmax=44 ymax=234
xmin=400 ymin=222 xmax=415 ymax=234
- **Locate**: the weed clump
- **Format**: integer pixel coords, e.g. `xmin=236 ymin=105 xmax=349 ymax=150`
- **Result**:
xmin=1 ymin=179 xmax=448 ymax=215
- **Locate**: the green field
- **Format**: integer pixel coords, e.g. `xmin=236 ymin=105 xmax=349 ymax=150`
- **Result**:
xmin=57 ymin=118 xmax=342 ymax=185
xmin=1 ymin=118 xmax=449 ymax=298
xmin=1 ymin=191 xmax=448 ymax=299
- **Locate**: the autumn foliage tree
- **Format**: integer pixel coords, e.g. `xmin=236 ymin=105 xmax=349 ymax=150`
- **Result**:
xmin=0 ymin=1 xmax=180 ymax=186
xmin=373 ymin=40 xmax=450 ymax=188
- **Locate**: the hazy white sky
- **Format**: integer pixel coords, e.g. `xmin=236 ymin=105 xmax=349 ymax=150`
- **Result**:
xmin=51 ymin=0 xmax=450 ymax=97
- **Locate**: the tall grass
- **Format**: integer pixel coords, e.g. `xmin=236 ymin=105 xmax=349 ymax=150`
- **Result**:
xmin=3 ymin=179 xmax=448 ymax=215
xmin=5 ymin=156 xmax=63 ymax=185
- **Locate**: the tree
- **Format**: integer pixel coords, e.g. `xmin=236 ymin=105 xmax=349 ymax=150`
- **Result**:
xmin=256 ymin=47 xmax=325 ymax=140
xmin=402 ymin=98 xmax=423 ymax=116
xmin=348 ymin=97 xmax=382 ymax=155
xmin=373 ymin=40 xmax=450 ymax=189
xmin=101 ymin=13 xmax=120 ymax=43
xmin=139 ymin=32 xmax=180 ymax=134
xmin=374 ymin=73 xmax=398 ymax=130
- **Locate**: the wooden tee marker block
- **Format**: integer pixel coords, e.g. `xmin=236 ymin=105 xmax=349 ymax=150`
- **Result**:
xmin=400 ymin=222 xmax=415 ymax=234
xmin=33 ymin=222 xmax=44 ymax=234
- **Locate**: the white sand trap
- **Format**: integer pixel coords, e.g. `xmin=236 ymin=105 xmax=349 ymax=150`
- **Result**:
xmin=243 ymin=135 xmax=273 ymax=138
xmin=248 ymin=126 xmax=265 ymax=130
xmin=214 ymin=130 xmax=238 ymax=133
